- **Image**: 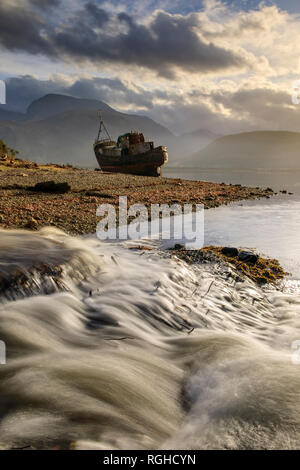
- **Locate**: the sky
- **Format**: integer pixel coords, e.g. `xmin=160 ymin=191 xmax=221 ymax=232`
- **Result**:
xmin=1 ymin=0 xmax=300 ymax=134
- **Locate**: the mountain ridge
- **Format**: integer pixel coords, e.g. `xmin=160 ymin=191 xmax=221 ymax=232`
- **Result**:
xmin=185 ymin=130 xmax=300 ymax=169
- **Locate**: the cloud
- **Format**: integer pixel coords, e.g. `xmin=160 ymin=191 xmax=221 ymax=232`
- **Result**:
xmin=55 ymin=8 xmax=257 ymax=78
xmin=29 ymin=0 xmax=60 ymax=9
xmin=4 ymin=74 xmax=169 ymax=111
xmin=1 ymin=1 xmax=300 ymax=136
xmin=150 ymin=82 xmax=300 ymax=134
xmin=0 ymin=1 xmax=53 ymax=55
xmin=5 ymin=75 xmax=69 ymax=110
xmin=210 ymin=85 xmax=300 ymax=131
xmin=0 ymin=1 xmax=263 ymax=78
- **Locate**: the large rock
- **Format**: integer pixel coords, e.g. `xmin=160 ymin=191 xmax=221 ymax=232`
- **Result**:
xmin=221 ymin=247 xmax=239 ymax=257
xmin=238 ymin=251 xmax=258 ymax=264
xmin=30 ymin=181 xmax=71 ymax=194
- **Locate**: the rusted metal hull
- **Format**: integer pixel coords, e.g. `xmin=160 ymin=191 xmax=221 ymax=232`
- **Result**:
xmin=94 ymin=144 xmax=168 ymax=177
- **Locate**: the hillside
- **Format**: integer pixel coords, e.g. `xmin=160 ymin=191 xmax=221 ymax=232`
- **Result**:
xmin=185 ymin=131 xmax=300 ymax=169
xmin=0 ymin=94 xmax=175 ymax=166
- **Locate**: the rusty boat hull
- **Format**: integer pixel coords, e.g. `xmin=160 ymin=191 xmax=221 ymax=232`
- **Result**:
xmin=94 ymin=143 xmax=168 ymax=177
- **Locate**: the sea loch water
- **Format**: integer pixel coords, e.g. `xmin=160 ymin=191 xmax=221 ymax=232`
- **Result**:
xmin=165 ymin=167 xmax=300 ymax=279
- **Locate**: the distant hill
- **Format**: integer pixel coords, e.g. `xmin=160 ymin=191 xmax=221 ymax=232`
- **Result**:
xmin=0 ymin=94 xmax=175 ymax=166
xmin=185 ymin=131 xmax=300 ymax=169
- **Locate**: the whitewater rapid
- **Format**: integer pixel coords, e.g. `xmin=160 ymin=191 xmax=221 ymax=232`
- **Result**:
xmin=0 ymin=227 xmax=300 ymax=449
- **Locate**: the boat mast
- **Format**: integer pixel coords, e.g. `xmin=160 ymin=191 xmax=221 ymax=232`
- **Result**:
xmin=96 ymin=111 xmax=112 ymax=141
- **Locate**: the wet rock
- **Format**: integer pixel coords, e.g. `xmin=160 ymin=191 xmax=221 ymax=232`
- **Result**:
xmin=238 ymin=250 xmax=258 ymax=264
xmin=174 ymin=243 xmax=185 ymax=250
xmin=30 ymin=181 xmax=71 ymax=194
xmin=24 ymin=218 xmax=38 ymax=230
xmin=221 ymin=247 xmax=239 ymax=257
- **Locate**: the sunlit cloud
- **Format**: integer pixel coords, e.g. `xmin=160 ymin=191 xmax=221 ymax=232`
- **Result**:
xmin=1 ymin=0 xmax=300 ymax=133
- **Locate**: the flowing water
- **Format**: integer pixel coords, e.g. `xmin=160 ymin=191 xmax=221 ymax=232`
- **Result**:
xmin=0 ymin=224 xmax=300 ymax=450
xmin=0 ymin=168 xmax=300 ymax=450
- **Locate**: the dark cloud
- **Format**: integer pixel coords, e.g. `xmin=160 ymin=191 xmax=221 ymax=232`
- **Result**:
xmin=54 ymin=9 xmax=250 ymax=78
xmin=5 ymin=76 xmax=66 ymax=110
xmin=0 ymin=1 xmax=253 ymax=77
xmin=84 ymin=1 xmax=110 ymax=26
xmin=29 ymin=0 xmax=60 ymax=9
xmin=0 ymin=2 xmax=53 ymax=55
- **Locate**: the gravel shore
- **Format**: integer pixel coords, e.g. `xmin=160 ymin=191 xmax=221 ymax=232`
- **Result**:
xmin=0 ymin=166 xmax=274 ymax=235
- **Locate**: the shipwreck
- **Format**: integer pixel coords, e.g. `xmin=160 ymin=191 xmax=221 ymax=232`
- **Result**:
xmin=93 ymin=113 xmax=168 ymax=177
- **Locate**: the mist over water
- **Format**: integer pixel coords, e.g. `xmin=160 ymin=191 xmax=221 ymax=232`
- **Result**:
xmin=1 ymin=228 xmax=300 ymax=449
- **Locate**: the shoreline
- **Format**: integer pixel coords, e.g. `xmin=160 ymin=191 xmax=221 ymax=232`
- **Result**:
xmin=0 ymin=166 xmax=274 ymax=235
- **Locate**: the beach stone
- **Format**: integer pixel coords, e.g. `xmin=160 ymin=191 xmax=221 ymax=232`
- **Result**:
xmin=30 ymin=181 xmax=71 ymax=194
xmin=174 ymin=244 xmax=185 ymax=250
xmin=221 ymin=247 xmax=238 ymax=257
xmin=24 ymin=218 xmax=38 ymax=230
xmin=238 ymin=251 xmax=258 ymax=264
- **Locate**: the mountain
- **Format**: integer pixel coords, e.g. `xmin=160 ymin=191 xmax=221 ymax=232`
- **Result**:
xmin=185 ymin=131 xmax=300 ymax=169
xmin=26 ymin=94 xmax=114 ymax=121
xmin=0 ymin=94 xmax=175 ymax=166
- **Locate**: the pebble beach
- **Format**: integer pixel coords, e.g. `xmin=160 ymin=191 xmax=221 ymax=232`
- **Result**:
xmin=0 ymin=164 xmax=274 ymax=235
